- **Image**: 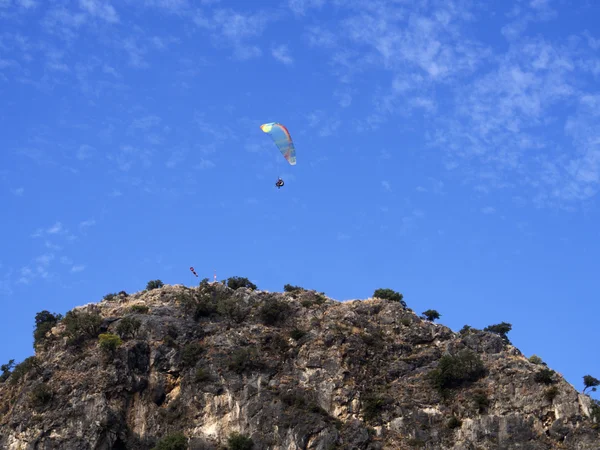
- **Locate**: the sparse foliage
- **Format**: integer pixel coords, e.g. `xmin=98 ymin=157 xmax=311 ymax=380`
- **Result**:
xmin=290 ymin=328 xmax=306 ymax=341
xmin=422 ymin=309 xmax=441 ymax=322
xmin=129 ymin=304 xmax=149 ymax=314
xmin=9 ymin=357 xmax=40 ymax=385
xmin=227 ymin=348 xmax=259 ymax=374
xmin=181 ymin=342 xmax=203 ymax=367
xmin=430 ymin=350 xmax=486 ymax=398
xmin=217 ymin=296 xmax=248 ymax=323
xmin=534 ymin=368 xmax=556 ymax=384
xmin=146 ymin=279 xmax=164 ymax=290
xmin=284 ymin=284 xmax=305 ymax=293
xmin=373 ymin=288 xmax=406 ymax=307
xmin=583 ymin=375 xmax=600 ymax=393
xmin=98 ymin=333 xmax=122 ymax=355
xmin=34 ymin=310 xmax=62 ymax=347
xmin=195 ymin=368 xmax=210 ymax=383
xmin=62 ymin=310 xmax=103 ymax=345
xmin=116 ymin=317 xmax=141 ymax=339
xmin=471 ymin=389 xmax=490 ymax=413
xmin=0 ymin=359 xmax=15 ymax=382
xmin=29 ymin=383 xmax=53 ymax=407
xmin=152 ymin=433 xmax=187 ymax=450
xmin=227 ymin=432 xmax=254 ymax=450
xmin=529 ymin=355 xmax=543 ymax=365
xmin=544 ymin=386 xmax=559 ymax=402
xmin=226 ymin=276 xmax=257 ymax=290
xmin=258 ymin=297 xmax=291 ymax=326
xmin=483 ymin=322 xmax=512 ymax=343
xmin=459 ymin=325 xmax=472 ymax=335
xmin=447 ymin=415 xmax=462 ymax=429
xmin=362 ymin=393 xmax=389 ymax=422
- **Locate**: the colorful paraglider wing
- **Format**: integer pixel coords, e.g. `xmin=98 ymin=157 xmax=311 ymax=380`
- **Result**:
xmin=260 ymin=122 xmax=296 ymax=165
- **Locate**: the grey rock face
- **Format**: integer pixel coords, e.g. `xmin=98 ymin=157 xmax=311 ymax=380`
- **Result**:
xmin=0 ymin=285 xmax=598 ymax=449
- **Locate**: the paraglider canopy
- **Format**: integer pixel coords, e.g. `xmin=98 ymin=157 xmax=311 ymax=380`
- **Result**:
xmin=260 ymin=122 xmax=296 ymax=165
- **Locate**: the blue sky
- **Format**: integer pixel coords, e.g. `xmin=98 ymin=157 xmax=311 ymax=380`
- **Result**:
xmin=2 ymin=0 xmax=600 ymax=397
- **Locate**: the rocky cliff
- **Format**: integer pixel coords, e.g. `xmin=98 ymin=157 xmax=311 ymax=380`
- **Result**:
xmin=0 ymin=282 xmax=598 ymax=449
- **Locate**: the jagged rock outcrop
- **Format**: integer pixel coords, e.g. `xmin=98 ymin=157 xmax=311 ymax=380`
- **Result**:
xmin=0 ymin=283 xmax=598 ymax=449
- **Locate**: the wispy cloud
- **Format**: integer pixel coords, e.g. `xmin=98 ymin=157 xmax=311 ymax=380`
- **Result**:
xmin=381 ymin=180 xmax=392 ymax=192
xmin=193 ymin=8 xmax=271 ymax=60
xmin=482 ymin=206 xmax=496 ymax=214
xmin=79 ymin=0 xmax=119 ymax=24
xmin=71 ymin=264 xmax=85 ymax=273
xmin=47 ymin=222 xmax=63 ymax=235
xmin=272 ymin=44 xmax=293 ymax=65
xmin=10 ymin=187 xmax=24 ymax=196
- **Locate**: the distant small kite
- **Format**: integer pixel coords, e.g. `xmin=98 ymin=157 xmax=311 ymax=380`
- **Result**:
xmin=190 ymin=267 xmax=198 ymax=277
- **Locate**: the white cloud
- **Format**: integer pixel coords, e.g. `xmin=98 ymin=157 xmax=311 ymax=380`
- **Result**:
xmin=35 ymin=253 xmax=54 ymax=266
xmin=193 ymin=8 xmax=270 ymax=60
xmin=79 ymin=219 xmax=96 ymax=229
xmin=381 ymin=180 xmax=391 ymax=192
xmin=196 ymin=158 xmax=215 ymax=169
xmin=481 ymin=206 xmax=496 ymax=214
xmin=76 ymin=144 xmax=94 ymax=160
xmin=71 ymin=265 xmax=85 ymax=273
xmin=11 ymin=187 xmax=24 ymax=196
xmin=79 ymin=0 xmax=119 ymax=23
xmin=47 ymin=222 xmax=63 ymax=234
xmin=288 ymin=0 xmax=325 ymax=15
xmin=272 ymin=44 xmax=293 ymax=65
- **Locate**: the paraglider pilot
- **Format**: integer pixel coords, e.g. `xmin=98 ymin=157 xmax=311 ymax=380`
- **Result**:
xmin=275 ymin=178 xmax=284 ymax=189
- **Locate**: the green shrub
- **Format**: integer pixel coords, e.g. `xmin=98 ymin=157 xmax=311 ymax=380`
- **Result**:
xmin=362 ymin=393 xmax=388 ymax=422
xmin=227 ymin=348 xmax=259 ymax=374
xmin=29 ymin=383 xmax=53 ymax=407
xmin=195 ymin=368 xmax=210 ymax=383
xmin=62 ymin=310 xmax=103 ymax=345
xmin=459 ymin=325 xmax=472 ymax=335
xmin=226 ymin=276 xmax=257 ymax=290
xmin=98 ymin=333 xmax=122 ymax=354
xmin=217 ymin=296 xmax=248 ymax=323
xmin=528 ymin=355 xmax=543 ymax=365
xmin=116 ymin=317 xmax=141 ymax=339
xmin=544 ymin=386 xmax=559 ymax=402
xmin=583 ymin=375 xmax=600 ymax=393
xmin=9 ymin=357 xmax=40 ymax=385
xmin=103 ymin=293 xmax=118 ymax=301
xmin=447 ymin=415 xmax=462 ymax=429
xmin=471 ymin=389 xmax=490 ymax=413
xmin=372 ymin=288 xmax=406 ymax=307
xmin=290 ymin=328 xmax=306 ymax=341
xmin=401 ymin=318 xmax=412 ymax=326
xmin=0 ymin=359 xmax=15 ymax=383
xmin=118 ymin=290 xmax=128 ymax=296
xmin=422 ymin=309 xmax=441 ymax=322
xmin=227 ymin=432 xmax=254 ymax=450
xmin=430 ymin=350 xmax=486 ymax=397
xmin=258 ymin=298 xmax=291 ymax=326
xmin=129 ymin=304 xmax=149 ymax=314
xmin=152 ymin=432 xmax=187 ymax=450
xmin=284 ymin=284 xmax=304 ymax=293
xmin=181 ymin=342 xmax=203 ymax=367
xmin=483 ymin=322 xmax=512 ymax=343
xmin=534 ymin=368 xmax=555 ymax=384
xmin=33 ymin=310 xmax=62 ymax=347
xmin=146 ymin=280 xmax=164 ymax=290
